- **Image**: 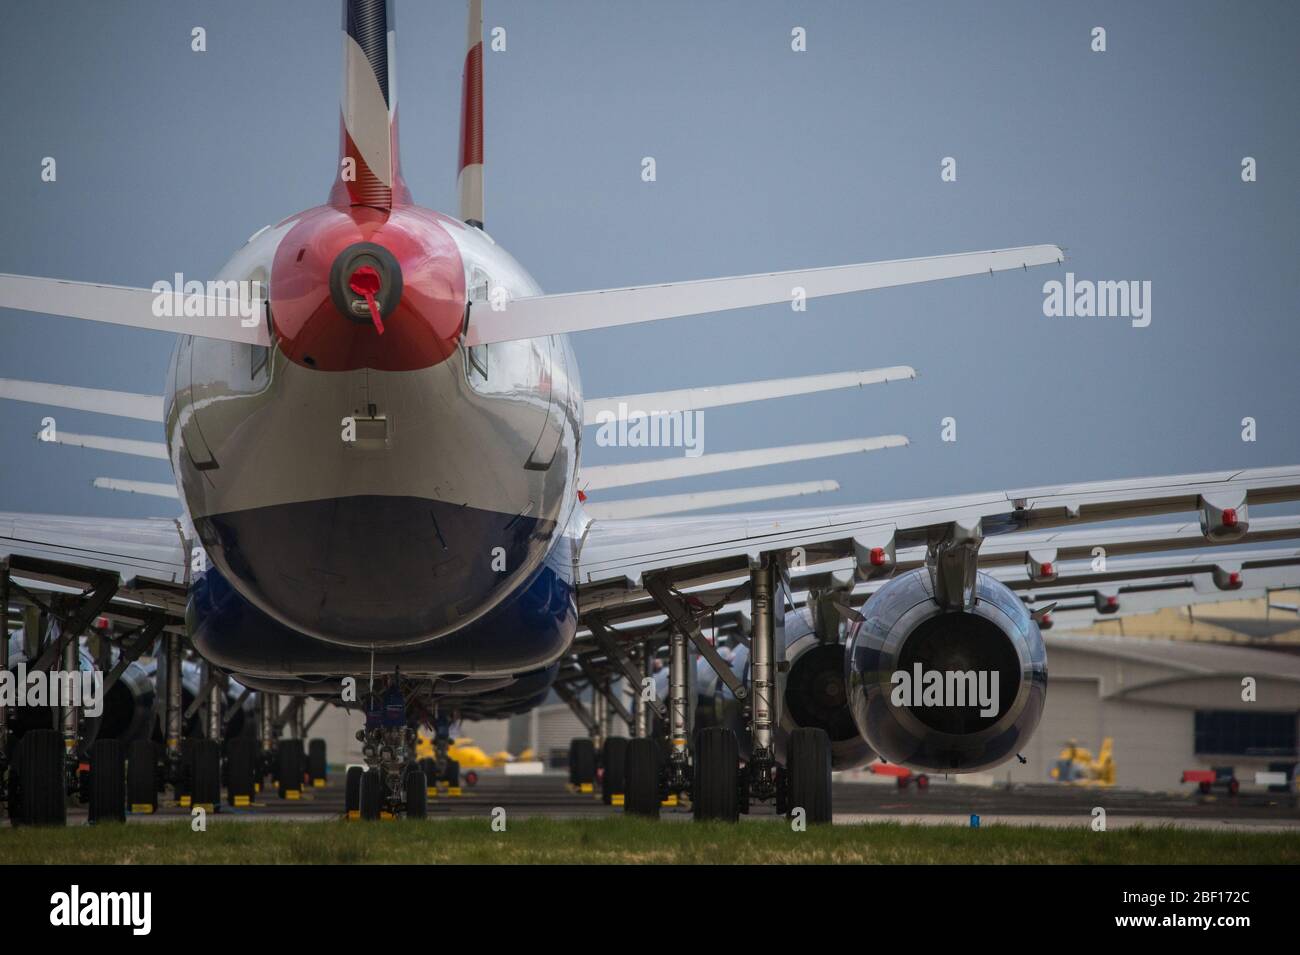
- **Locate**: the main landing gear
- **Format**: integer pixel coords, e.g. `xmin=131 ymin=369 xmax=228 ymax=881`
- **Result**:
xmin=634 ymin=555 xmax=834 ymax=824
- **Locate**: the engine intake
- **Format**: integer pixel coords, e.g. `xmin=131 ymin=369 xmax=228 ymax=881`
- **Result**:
xmin=846 ymin=568 xmax=1047 ymax=773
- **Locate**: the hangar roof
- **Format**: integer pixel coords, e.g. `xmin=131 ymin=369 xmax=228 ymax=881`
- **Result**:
xmin=1046 ymin=632 xmax=1300 ymax=683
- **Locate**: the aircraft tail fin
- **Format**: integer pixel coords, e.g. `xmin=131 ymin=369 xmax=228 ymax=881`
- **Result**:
xmin=458 ymin=0 xmax=485 ymax=227
xmin=330 ymin=0 xmax=411 ymax=211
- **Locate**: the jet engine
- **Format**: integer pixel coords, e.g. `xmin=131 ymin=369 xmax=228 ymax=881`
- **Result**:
xmin=845 ymin=568 xmax=1047 ymax=773
xmin=5 ymin=631 xmax=156 ymax=742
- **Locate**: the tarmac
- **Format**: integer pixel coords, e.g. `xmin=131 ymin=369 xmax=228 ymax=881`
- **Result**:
xmin=65 ymin=772 xmax=1300 ymax=831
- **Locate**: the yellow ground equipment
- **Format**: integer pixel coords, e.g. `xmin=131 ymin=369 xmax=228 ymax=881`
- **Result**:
xmin=415 ymin=734 xmax=505 ymax=769
xmin=1049 ymin=737 xmax=1115 ymax=786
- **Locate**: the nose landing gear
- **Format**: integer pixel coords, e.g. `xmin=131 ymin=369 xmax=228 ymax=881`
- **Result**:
xmin=351 ymin=672 xmax=433 ymax=820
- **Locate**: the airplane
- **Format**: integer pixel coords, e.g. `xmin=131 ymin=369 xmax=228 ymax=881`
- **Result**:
xmin=2 ymin=0 xmax=1299 ymax=826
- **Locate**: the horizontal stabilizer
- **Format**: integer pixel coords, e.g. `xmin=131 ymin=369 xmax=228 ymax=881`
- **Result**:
xmin=583 ymin=366 xmax=915 ymax=426
xmin=0 ymin=378 xmax=164 ymax=422
xmin=467 ymin=244 xmax=1064 ymax=345
xmin=92 ymin=478 xmax=178 ymax=499
xmin=582 ymin=435 xmax=906 ymax=492
xmin=583 ymin=480 xmax=840 ymax=520
xmin=43 ymin=432 xmax=168 ymax=460
xmin=0 ymin=274 xmax=270 ymax=346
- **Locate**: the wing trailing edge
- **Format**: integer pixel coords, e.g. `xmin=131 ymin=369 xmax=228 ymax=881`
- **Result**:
xmin=583 ymin=480 xmax=840 ymax=520
xmin=581 ymin=435 xmax=907 ymax=492
xmin=0 ymin=378 xmax=164 ymax=422
xmin=583 ymin=366 xmax=915 ymax=427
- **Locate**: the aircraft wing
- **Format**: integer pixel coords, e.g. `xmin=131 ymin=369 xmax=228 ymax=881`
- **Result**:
xmin=0 ymin=512 xmax=186 ymax=584
xmin=467 ymin=244 xmax=1064 ymax=344
xmin=0 ymin=274 xmax=269 ymax=345
xmin=575 ymin=464 xmax=1300 ymax=614
xmin=0 ymin=511 xmax=191 ymax=641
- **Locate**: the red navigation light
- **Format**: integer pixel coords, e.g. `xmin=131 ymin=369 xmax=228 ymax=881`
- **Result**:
xmin=1106 ymin=595 xmax=1119 ymax=608
xmin=1040 ymin=562 xmax=1054 ymax=578
xmin=1228 ymin=571 xmax=1241 ymax=586
xmin=1222 ymin=507 xmax=1238 ymax=528
xmin=870 ymin=546 xmax=887 ymax=567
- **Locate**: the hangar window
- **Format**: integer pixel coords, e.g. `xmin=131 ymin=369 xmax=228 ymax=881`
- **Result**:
xmin=1194 ymin=710 xmax=1298 ymax=757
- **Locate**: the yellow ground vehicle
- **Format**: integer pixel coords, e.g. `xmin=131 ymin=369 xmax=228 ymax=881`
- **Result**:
xmin=1049 ymin=737 xmax=1115 ymax=786
xmin=415 ymin=735 xmax=504 ymax=769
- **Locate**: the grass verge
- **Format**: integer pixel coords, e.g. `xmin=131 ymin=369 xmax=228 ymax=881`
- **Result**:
xmin=1 ymin=817 xmax=1297 ymax=864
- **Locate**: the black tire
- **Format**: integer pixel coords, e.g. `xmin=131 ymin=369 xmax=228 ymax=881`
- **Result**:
xmin=307 ymin=738 xmax=327 ymax=785
xmin=225 ymin=737 xmax=256 ymax=806
xmin=277 ymin=739 xmax=304 ymax=798
xmin=13 ymin=729 xmax=66 ymax=827
xmin=693 ymin=727 xmax=740 ymax=823
xmin=442 ymin=758 xmax=460 ymax=787
xmin=567 ymin=739 xmax=579 ymax=786
xmin=359 ymin=768 xmax=383 ymax=821
xmin=601 ymin=737 xmax=629 ymax=805
xmin=344 ymin=766 xmax=364 ymax=816
xmin=623 ymin=738 xmax=660 ymax=818
xmin=191 ymin=738 xmax=222 ymax=808
xmin=786 ymin=727 xmax=832 ymax=824
xmin=571 ymin=738 xmax=596 ymax=788
xmin=88 ymin=739 xmax=125 ymax=824
xmin=126 ymin=738 xmax=158 ymax=813
xmin=405 ymin=770 xmax=428 ymax=819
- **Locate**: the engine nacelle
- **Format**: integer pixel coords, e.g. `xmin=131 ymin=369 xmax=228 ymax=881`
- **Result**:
xmin=780 ymin=610 xmax=875 ymax=771
xmin=846 ymin=568 xmax=1047 ymax=773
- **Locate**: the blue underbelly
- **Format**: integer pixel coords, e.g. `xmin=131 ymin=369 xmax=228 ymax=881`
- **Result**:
xmin=188 ymin=513 xmax=577 ymax=680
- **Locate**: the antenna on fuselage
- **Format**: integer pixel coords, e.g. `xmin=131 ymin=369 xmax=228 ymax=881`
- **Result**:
xmin=458 ymin=0 xmax=485 ymax=228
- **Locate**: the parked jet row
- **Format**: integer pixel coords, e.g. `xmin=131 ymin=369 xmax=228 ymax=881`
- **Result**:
xmin=1 ymin=0 xmax=1296 ymax=825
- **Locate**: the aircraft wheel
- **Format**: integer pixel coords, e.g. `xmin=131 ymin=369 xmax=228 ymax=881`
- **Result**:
xmin=916 ymin=773 xmax=930 ymax=791
xmin=693 ymin=727 xmax=740 ymax=823
xmin=897 ymin=775 xmax=909 ymax=789
xmin=464 ymin=770 xmax=479 ymax=787
xmin=405 ymin=770 xmax=428 ymax=819
xmin=1199 ymin=781 xmax=1212 ymax=795
xmin=126 ymin=739 xmax=158 ymax=813
xmin=601 ymin=737 xmax=628 ymax=805
xmin=225 ymin=737 xmax=256 ymax=806
xmin=570 ymin=738 xmax=596 ymax=791
xmin=277 ymin=739 xmax=304 ymax=798
xmin=623 ymin=738 xmax=660 ymax=819
xmin=418 ymin=757 xmax=436 ymax=778
xmin=191 ymin=739 xmax=222 ymax=809
xmin=442 ymin=758 xmax=460 ymax=787
xmin=344 ymin=766 xmax=364 ymax=816
xmin=88 ymin=739 xmax=126 ymax=824
xmin=786 ymin=727 xmax=832 ymax=824
xmin=359 ymin=768 xmax=383 ymax=821
xmin=12 ymin=729 xmax=66 ymax=827
xmin=307 ymin=738 xmax=327 ymax=786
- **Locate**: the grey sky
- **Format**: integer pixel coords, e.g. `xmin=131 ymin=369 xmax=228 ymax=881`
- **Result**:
xmin=1 ymin=0 xmax=1297 ymax=520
